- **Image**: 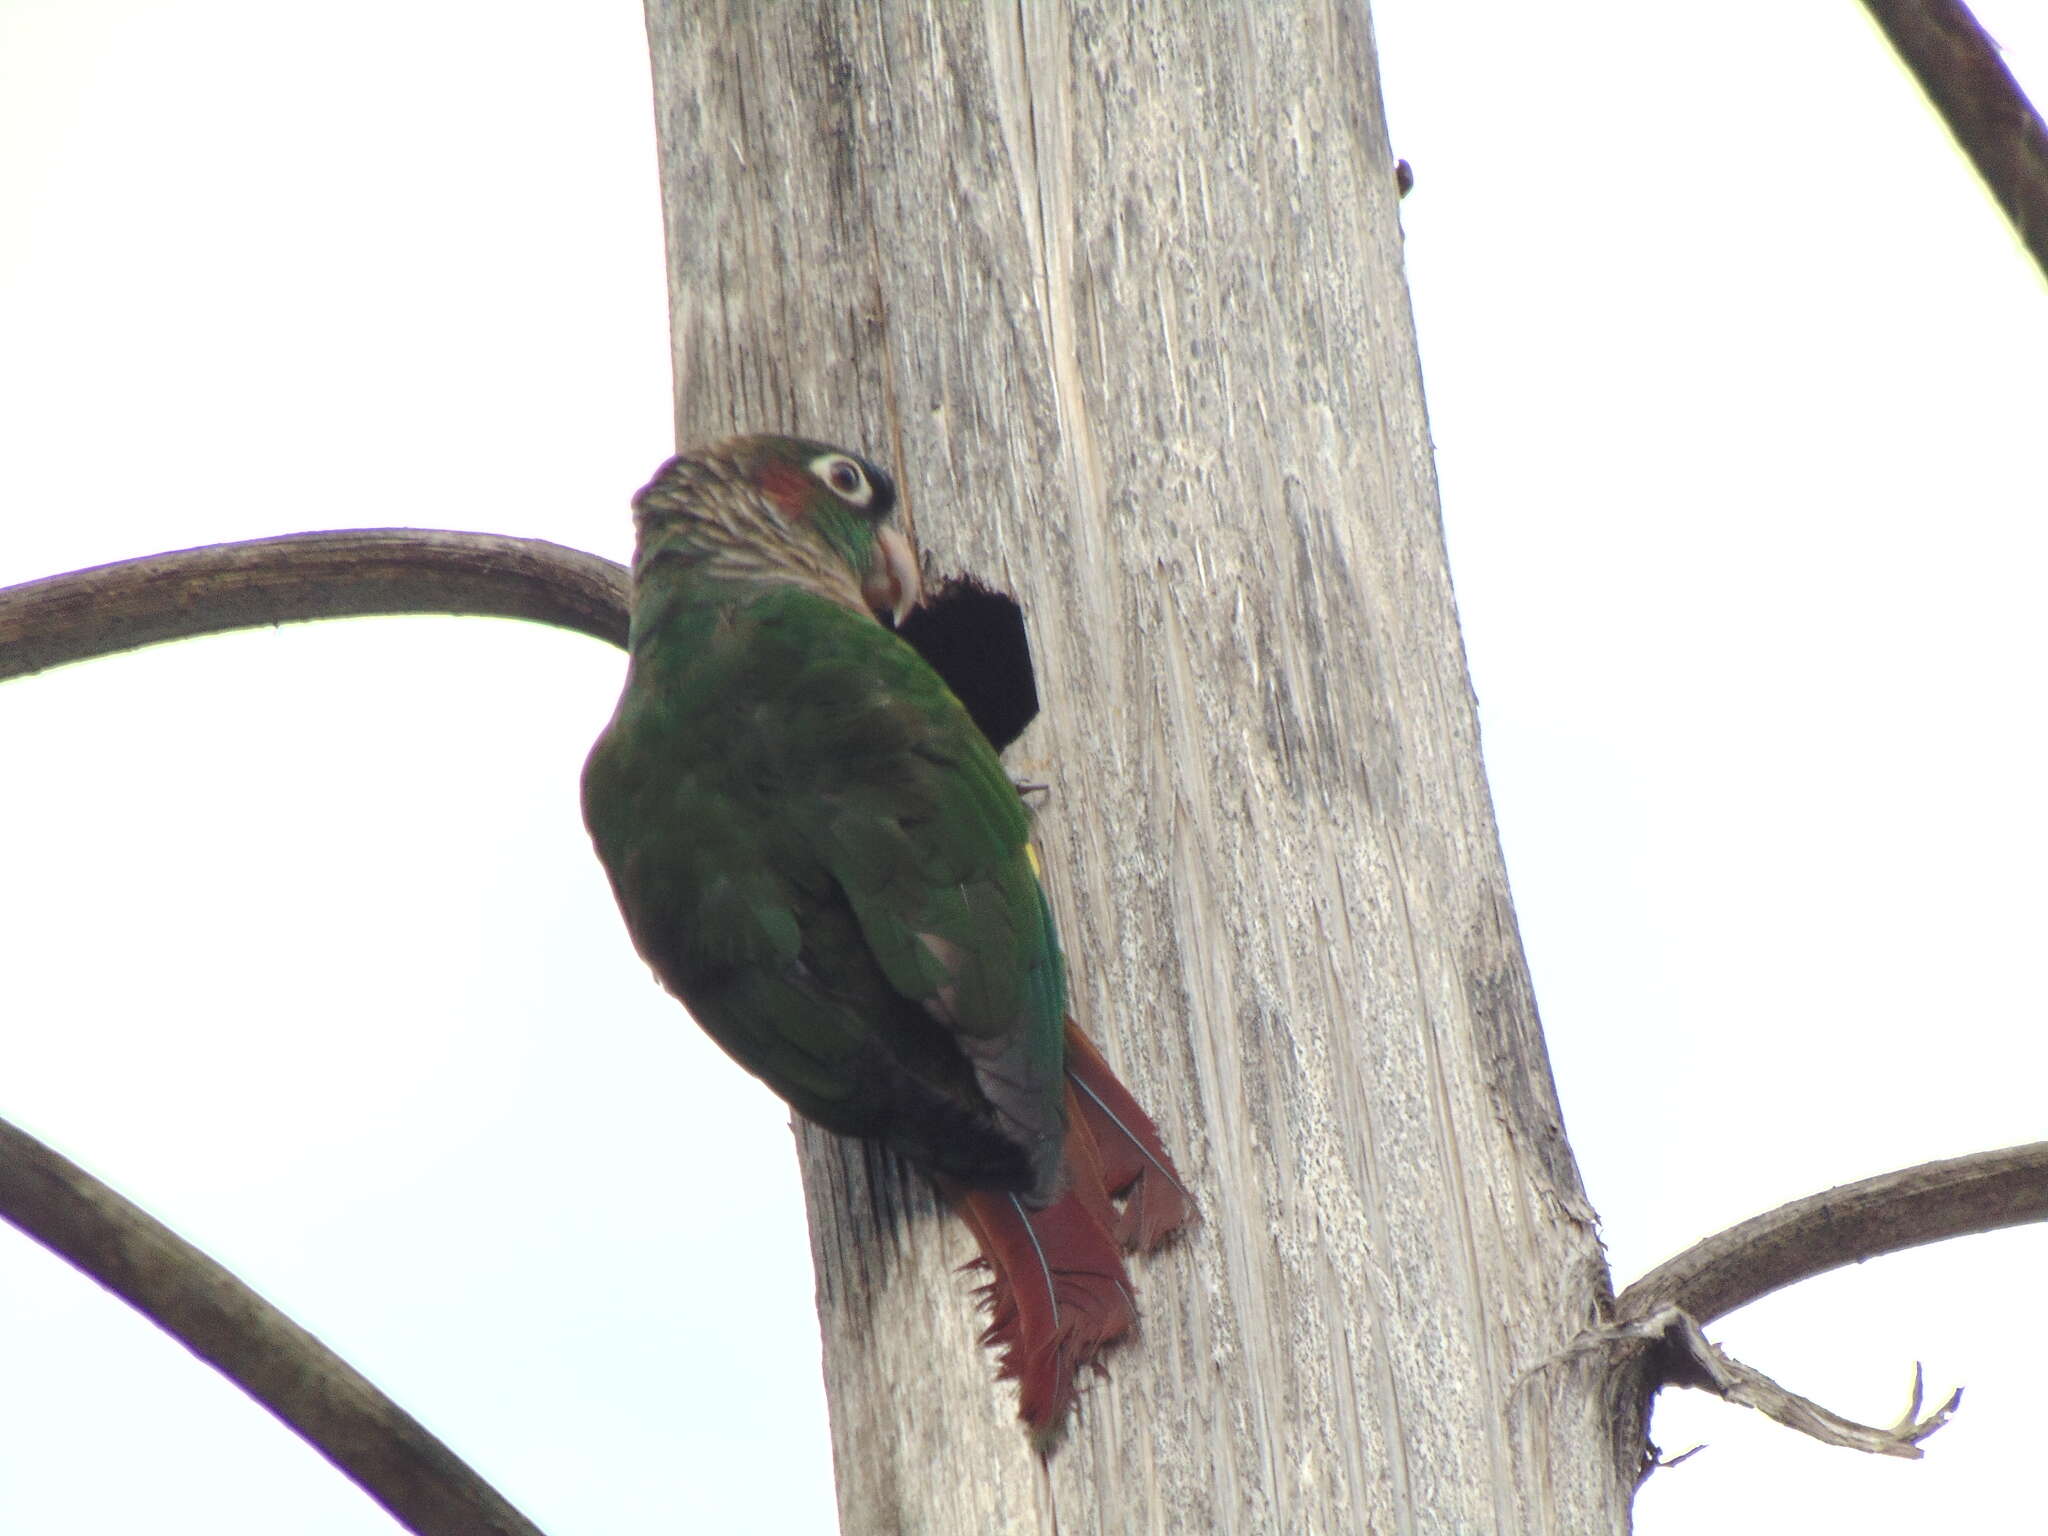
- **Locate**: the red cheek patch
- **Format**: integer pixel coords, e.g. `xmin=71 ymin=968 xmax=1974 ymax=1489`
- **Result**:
xmin=754 ymin=461 xmax=813 ymax=520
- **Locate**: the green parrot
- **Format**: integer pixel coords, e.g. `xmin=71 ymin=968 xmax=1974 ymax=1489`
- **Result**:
xmin=581 ymin=435 xmax=1191 ymax=1434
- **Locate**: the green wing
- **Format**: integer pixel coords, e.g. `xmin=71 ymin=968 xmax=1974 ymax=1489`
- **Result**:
xmin=583 ymin=585 xmax=1067 ymax=1193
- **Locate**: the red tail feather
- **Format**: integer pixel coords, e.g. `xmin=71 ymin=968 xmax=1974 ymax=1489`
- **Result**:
xmin=944 ymin=1021 xmax=1194 ymax=1434
xmin=1062 ymin=1020 xmax=1195 ymax=1251
xmin=953 ymin=1174 xmax=1134 ymax=1431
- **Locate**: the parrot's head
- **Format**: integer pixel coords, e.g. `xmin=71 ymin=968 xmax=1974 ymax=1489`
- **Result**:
xmin=630 ymin=434 xmax=923 ymax=624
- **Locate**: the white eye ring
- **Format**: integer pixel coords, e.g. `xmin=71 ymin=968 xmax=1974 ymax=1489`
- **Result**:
xmin=811 ymin=453 xmax=873 ymax=507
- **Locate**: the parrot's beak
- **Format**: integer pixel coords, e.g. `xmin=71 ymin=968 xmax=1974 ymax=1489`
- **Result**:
xmin=866 ymin=524 xmax=924 ymax=626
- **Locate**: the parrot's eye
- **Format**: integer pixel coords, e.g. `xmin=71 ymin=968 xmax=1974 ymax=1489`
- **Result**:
xmin=811 ymin=453 xmax=874 ymax=508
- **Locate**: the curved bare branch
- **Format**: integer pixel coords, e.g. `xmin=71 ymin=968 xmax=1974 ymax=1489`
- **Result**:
xmin=0 ymin=529 xmax=625 ymax=1527
xmin=1618 ymin=1141 xmax=2048 ymax=1325
xmin=0 ymin=1114 xmax=548 ymax=1536
xmin=1863 ymin=0 xmax=2048 ymax=282
xmin=0 ymin=530 xmax=630 ymax=683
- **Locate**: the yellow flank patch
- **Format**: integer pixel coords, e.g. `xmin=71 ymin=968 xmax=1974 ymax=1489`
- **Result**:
xmin=1025 ymin=842 xmax=1043 ymax=880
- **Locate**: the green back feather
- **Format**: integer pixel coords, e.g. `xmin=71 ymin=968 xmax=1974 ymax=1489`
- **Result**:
xmin=582 ymin=438 xmax=1067 ymax=1193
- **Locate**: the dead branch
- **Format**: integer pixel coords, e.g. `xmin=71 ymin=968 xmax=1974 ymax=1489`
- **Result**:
xmin=0 ymin=531 xmax=628 ymax=683
xmin=1618 ymin=1141 xmax=2048 ymax=1325
xmin=1543 ymin=1143 xmax=2046 ymax=1473
xmin=0 ymin=1114 xmax=548 ymax=1536
xmin=1863 ymin=0 xmax=2048 ymax=281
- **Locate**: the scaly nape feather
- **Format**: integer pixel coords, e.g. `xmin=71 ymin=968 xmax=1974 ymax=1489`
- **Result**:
xmin=629 ymin=434 xmax=921 ymax=627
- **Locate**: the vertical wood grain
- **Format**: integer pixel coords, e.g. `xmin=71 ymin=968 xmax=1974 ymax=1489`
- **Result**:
xmin=644 ymin=3 xmax=1632 ymax=1529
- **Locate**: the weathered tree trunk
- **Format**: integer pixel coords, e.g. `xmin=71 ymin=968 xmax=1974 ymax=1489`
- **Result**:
xmin=643 ymin=2 xmax=1634 ymax=1529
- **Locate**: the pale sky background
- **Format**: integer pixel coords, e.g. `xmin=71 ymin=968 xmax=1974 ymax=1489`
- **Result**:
xmin=2 ymin=2 xmax=2044 ymax=1532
